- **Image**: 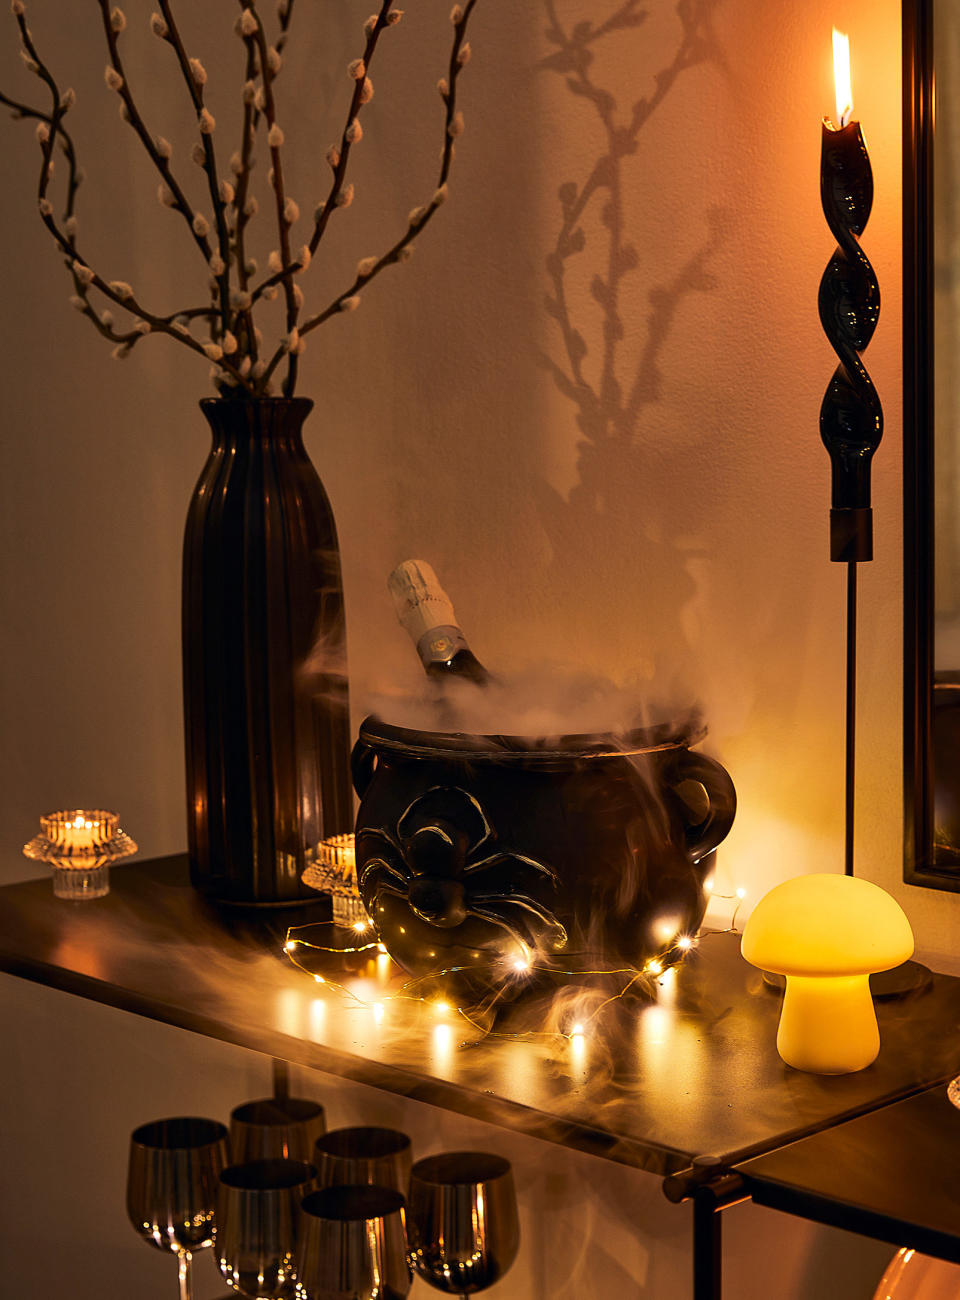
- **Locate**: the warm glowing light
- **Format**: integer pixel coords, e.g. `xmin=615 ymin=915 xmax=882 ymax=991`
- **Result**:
xmin=352 ymin=918 xmax=370 ymax=933
xmin=377 ymin=942 xmax=387 ymax=953
xmin=62 ymin=814 xmax=99 ymax=851
xmin=640 ymin=1004 xmax=671 ymax=1046
xmin=652 ymin=915 xmax=681 ymax=945
xmin=645 ymin=959 xmax=664 ymax=977
xmin=656 ymin=965 xmax=678 ymax=1008
xmin=832 ymin=28 xmax=852 ymax=127
xmin=284 ymin=940 xmax=297 ymax=952
xmin=703 ymin=876 xmax=714 ymax=894
xmin=570 ymin=1022 xmax=584 ymax=1036
xmin=735 ymin=887 xmax=746 ymax=900
xmin=372 ymin=1002 xmax=385 ymax=1023
xmin=433 ymin=1000 xmax=451 ymax=1016
xmin=432 ymin=1021 xmax=454 ymax=1068
xmin=569 ymin=1025 xmax=587 ymax=1072
xmin=511 ymin=942 xmax=532 ymax=973
xmin=741 ymin=873 xmax=914 ymax=1073
xmin=313 ymin=974 xmax=325 ymax=984
xmin=677 ymin=935 xmax=693 ymax=951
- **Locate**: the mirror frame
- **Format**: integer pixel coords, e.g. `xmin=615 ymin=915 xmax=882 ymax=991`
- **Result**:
xmin=903 ymin=0 xmax=949 ymax=888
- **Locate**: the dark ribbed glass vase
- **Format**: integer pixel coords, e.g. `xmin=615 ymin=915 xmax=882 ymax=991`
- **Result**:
xmin=182 ymin=397 xmax=353 ymax=905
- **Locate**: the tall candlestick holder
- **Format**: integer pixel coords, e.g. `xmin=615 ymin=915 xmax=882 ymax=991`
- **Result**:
xmin=819 ymin=114 xmax=882 ymax=876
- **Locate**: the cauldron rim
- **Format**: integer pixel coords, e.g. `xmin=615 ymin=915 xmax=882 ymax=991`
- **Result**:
xmin=358 ymin=713 xmax=706 ymax=766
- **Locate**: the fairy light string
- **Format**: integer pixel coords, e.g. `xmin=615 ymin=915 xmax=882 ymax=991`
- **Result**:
xmin=280 ymin=879 xmax=748 ymax=1048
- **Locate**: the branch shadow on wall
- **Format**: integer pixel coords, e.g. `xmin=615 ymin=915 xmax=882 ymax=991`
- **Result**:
xmin=535 ymin=0 xmax=729 ymax=713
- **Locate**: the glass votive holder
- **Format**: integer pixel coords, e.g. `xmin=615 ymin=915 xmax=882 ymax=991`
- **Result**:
xmin=303 ymin=833 xmax=372 ymax=929
xmin=23 ymin=809 xmax=138 ymax=899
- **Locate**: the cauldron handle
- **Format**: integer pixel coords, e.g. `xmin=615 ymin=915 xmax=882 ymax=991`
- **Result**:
xmin=351 ymin=738 xmax=378 ymax=800
xmin=672 ymin=751 xmax=737 ymax=862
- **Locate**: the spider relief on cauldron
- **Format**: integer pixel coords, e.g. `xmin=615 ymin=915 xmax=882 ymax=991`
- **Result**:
xmin=357 ymin=786 xmax=568 ymax=982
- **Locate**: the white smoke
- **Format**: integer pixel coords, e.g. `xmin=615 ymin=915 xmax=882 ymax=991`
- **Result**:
xmin=359 ymin=662 xmax=699 ymax=741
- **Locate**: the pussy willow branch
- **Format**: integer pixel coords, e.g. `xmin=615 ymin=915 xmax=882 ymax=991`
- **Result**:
xmin=156 ymin=1 xmax=231 ymax=333
xmin=242 ymin=0 xmax=300 ymax=395
xmin=259 ymin=0 xmax=478 ymax=389
xmin=12 ymin=13 xmax=142 ymax=350
xmin=95 ymin=4 xmax=217 ymax=281
xmin=243 ymin=0 xmax=398 ymax=395
xmin=13 ymin=12 xmax=73 ymax=229
xmin=230 ymin=0 xmax=296 ymax=365
xmin=7 ymin=7 xmax=252 ymax=386
xmin=230 ymin=33 xmax=261 ymax=366
xmin=4 ymin=0 xmax=480 ymax=398
xmin=306 ymin=0 xmax=395 ymax=261
xmin=0 ymin=90 xmax=79 ymax=214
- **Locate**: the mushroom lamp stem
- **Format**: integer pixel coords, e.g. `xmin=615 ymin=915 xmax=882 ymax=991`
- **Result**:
xmin=778 ymin=973 xmax=878 ymax=1074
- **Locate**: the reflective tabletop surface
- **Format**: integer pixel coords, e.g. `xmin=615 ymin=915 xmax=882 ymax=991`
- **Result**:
xmin=737 ymin=1084 xmax=960 ymax=1263
xmin=2 ymin=855 xmax=960 ymax=1176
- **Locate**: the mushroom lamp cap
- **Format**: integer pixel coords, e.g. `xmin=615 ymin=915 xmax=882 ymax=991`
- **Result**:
xmin=741 ymin=873 xmax=914 ymax=977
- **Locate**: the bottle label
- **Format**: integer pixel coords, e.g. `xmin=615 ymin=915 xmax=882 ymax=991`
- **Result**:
xmin=417 ymin=625 xmax=469 ymax=666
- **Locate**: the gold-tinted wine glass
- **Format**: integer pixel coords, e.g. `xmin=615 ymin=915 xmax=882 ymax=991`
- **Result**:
xmin=295 ymin=1185 xmax=411 ymax=1300
xmin=126 ymin=1116 xmax=230 ymax=1300
xmin=312 ymin=1126 xmax=412 ymax=1196
xmin=214 ymin=1158 xmax=317 ymax=1298
xmin=407 ymin=1152 xmax=520 ymax=1299
xmin=229 ymin=1096 xmax=326 ymax=1163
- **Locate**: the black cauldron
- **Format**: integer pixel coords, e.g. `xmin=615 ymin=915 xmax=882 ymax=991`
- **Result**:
xmin=351 ymin=716 xmax=736 ymax=999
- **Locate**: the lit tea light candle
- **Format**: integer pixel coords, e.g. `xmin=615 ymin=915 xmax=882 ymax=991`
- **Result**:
xmin=61 ymin=813 xmax=100 ymax=852
xmin=23 ymin=808 xmax=137 ymax=900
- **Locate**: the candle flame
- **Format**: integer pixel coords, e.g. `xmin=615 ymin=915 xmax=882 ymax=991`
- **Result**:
xmin=832 ymin=28 xmax=852 ymax=127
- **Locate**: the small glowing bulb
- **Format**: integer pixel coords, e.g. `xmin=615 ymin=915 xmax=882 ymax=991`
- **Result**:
xmin=373 ymin=1002 xmax=384 ymax=1022
xmin=571 ymin=1022 xmax=584 ymax=1036
xmin=646 ymin=959 xmax=664 ymax=977
xmin=434 ymin=1000 xmax=450 ymax=1016
xmin=313 ymin=974 xmax=325 ymax=984
xmin=736 ymin=886 xmax=747 ymax=900
xmin=703 ymin=876 xmax=714 ymax=894
xmin=352 ymin=919 xmax=369 ymax=933
xmin=377 ymin=942 xmax=387 ymax=953
xmin=513 ymin=957 xmax=530 ymax=972
xmin=677 ymin=935 xmax=693 ymax=951
xmin=284 ymin=940 xmax=296 ymax=952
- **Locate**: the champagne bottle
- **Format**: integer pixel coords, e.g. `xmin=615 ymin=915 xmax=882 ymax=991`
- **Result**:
xmin=388 ymin=560 xmax=492 ymax=686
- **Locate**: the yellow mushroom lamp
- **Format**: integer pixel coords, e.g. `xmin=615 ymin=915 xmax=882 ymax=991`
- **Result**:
xmin=741 ymin=874 xmax=914 ymax=1074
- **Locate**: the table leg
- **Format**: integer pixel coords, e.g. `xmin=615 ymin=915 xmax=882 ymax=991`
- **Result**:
xmin=693 ymin=1188 xmax=723 ymax=1300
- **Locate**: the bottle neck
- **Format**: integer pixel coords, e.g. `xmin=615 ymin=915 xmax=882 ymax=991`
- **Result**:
xmin=416 ymin=624 xmax=471 ymax=670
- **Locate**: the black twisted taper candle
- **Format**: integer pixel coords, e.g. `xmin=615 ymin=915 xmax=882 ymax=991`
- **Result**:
xmin=819 ymin=119 xmax=882 ymax=563
xmin=819 ymin=103 xmax=882 ymax=877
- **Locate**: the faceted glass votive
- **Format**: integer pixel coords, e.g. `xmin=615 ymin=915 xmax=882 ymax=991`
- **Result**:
xmin=302 ymin=833 xmax=372 ymax=929
xmin=23 ymin=809 xmax=138 ymax=900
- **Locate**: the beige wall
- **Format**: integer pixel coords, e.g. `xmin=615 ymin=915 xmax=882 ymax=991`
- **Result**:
xmin=0 ymin=0 xmax=945 ymax=1294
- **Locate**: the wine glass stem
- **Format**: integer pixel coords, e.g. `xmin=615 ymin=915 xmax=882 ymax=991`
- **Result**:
xmin=177 ymin=1249 xmax=194 ymax=1300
